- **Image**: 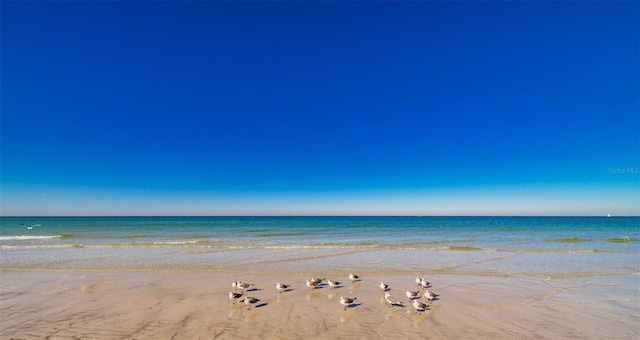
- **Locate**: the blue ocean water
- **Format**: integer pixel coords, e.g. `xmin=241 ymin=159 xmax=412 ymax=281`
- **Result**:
xmin=1 ymin=216 xmax=638 ymax=277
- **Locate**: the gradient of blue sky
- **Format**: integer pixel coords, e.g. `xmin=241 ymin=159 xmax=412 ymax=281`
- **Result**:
xmin=1 ymin=1 xmax=638 ymax=216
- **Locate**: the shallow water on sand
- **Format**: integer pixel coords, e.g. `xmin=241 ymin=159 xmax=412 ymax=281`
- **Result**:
xmin=1 ymin=271 xmax=637 ymax=339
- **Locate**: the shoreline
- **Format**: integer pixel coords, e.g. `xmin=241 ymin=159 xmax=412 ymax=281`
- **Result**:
xmin=3 ymin=243 xmax=638 ymax=279
xmin=1 ymin=270 xmax=638 ymax=339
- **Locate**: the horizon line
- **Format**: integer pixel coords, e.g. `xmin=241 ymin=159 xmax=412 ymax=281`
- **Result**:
xmin=1 ymin=215 xmax=637 ymax=218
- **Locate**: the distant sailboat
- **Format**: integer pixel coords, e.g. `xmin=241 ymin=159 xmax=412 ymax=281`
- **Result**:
xmin=607 ymin=213 xmax=611 ymax=218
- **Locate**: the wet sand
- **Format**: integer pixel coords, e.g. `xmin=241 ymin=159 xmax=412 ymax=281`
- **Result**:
xmin=1 ymin=270 xmax=638 ymax=339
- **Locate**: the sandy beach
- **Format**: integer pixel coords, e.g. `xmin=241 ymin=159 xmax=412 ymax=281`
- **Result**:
xmin=1 ymin=270 xmax=637 ymax=339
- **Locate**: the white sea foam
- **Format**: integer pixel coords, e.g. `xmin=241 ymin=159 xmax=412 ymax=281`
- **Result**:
xmin=151 ymin=240 xmax=201 ymax=245
xmin=0 ymin=235 xmax=63 ymax=241
xmin=0 ymin=244 xmax=83 ymax=250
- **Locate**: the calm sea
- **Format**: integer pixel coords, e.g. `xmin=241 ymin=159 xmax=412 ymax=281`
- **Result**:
xmin=1 ymin=216 xmax=638 ymax=277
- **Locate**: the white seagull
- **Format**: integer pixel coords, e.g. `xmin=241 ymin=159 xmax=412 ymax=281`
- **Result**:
xmin=379 ymin=281 xmax=389 ymax=293
xmin=243 ymin=296 xmax=260 ymax=310
xmin=349 ymin=273 xmax=360 ymax=282
xmin=424 ymin=289 xmax=439 ymax=301
xmin=275 ymin=283 xmax=290 ymax=293
xmin=228 ymin=292 xmax=243 ymax=304
xmin=306 ymin=279 xmax=320 ymax=291
xmin=406 ymin=290 xmax=421 ymax=300
xmin=310 ymin=277 xmax=324 ymax=285
xmin=413 ymin=299 xmax=428 ymax=314
xmin=384 ymin=292 xmax=404 ymax=307
xmin=340 ymin=296 xmax=357 ymax=311
xmin=21 ymin=223 xmax=41 ymax=230
xmin=236 ymin=282 xmax=255 ymax=292
xmin=328 ymin=280 xmax=341 ymax=290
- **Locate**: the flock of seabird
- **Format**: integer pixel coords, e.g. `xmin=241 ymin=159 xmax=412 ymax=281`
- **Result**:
xmin=228 ymin=274 xmax=439 ymax=314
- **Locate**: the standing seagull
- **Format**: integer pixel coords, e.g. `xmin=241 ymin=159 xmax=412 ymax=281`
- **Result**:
xmin=339 ymin=296 xmax=357 ymax=311
xmin=413 ymin=299 xmax=428 ymax=314
xmin=243 ymin=296 xmax=260 ymax=310
xmin=406 ymin=290 xmax=421 ymax=300
xmin=384 ymin=292 xmax=404 ymax=307
xmin=310 ymin=277 xmax=324 ymax=285
xmin=415 ymin=276 xmax=424 ymax=287
xmin=275 ymin=283 xmax=290 ymax=293
xmin=306 ymin=279 xmax=320 ymax=291
xmin=20 ymin=223 xmax=41 ymax=230
xmin=349 ymin=273 xmax=360 ymax=282
xmin=228 ymin=292 xmax=243 ymax=304
xmin=328 ymin=280 xmax=341 ymax=290
xmin=379 ymin=281 xmax=389 ymax=293
xmin=236 ymin=282 xmax=255 ymax=292
xmin=424 ymin=289 xmax=439 ymax=301
xmin=419 ymin=278 xmax=430 ymax=288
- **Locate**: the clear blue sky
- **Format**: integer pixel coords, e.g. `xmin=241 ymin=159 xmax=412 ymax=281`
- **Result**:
xmin=1 ymin=1 xmax=638 ymax=216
